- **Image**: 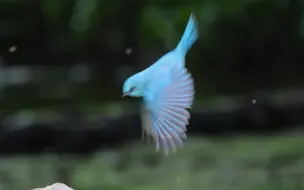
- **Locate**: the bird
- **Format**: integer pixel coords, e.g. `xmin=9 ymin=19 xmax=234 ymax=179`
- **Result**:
xmin=122 ymin=13 xmax=199 ymax=155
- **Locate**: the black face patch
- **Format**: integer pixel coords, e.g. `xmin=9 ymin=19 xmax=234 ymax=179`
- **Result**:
xmin=130 ymin=86 xmax=136 ymax=92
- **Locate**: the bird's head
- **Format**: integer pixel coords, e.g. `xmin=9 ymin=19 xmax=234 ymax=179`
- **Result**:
xmin=122 ymin=74 xmax=144 ymax=97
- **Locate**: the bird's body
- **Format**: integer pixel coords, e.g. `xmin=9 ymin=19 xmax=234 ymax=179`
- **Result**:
xmin=122 ymin=13 xmax=199 ymax=155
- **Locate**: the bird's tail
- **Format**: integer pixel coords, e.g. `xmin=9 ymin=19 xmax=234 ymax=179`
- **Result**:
xmin=175 ymin=13 xmax=199 ymax=56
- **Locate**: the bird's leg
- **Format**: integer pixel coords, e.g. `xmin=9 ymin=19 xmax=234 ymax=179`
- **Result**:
xmin=141 ymin=129 xmax=146 ymax=140
xmin=142 ymin=129 xmax=152 ymax=144
xmin=147 ymin=134 xmax=152 ymax=144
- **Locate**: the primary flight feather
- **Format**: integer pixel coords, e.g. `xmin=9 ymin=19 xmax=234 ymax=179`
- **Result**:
xmin=122 ymin=13 xmax=199 ymax=155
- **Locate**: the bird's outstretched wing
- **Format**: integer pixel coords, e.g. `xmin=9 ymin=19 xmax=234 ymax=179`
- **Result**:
xmin=141 ymin=66 xmax=194 ymax=155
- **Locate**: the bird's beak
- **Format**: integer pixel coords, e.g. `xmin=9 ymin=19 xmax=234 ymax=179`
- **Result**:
xmin=121 ymin=91 xmax=130 ymax=97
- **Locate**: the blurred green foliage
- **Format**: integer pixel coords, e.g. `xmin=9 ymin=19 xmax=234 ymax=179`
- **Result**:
xmin=0 ymin=136 xmax=303 ymax=190
xmin=0 ymin=2 xmax=303 ymax=190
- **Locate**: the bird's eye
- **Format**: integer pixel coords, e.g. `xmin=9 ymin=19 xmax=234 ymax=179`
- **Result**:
xmin=130 ymin=86 xmax=136 ymax=92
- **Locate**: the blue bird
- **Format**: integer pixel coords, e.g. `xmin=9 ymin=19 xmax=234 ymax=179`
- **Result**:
xmin=122 ymin=13 xmax=199 ymax=155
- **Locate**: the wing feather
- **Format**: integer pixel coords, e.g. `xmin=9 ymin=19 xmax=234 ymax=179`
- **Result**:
xmin=141 ymin=66 xmax=194 ymax=155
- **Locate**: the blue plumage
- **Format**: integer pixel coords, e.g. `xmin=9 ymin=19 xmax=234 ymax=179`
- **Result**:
xmin=122 ymin=13 xmax=199 ymax=155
